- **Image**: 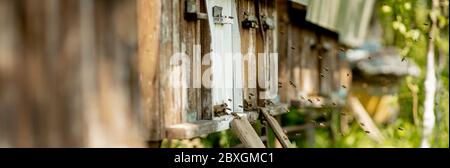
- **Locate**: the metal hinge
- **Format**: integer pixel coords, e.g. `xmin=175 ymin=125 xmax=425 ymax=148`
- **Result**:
xmin=185 ymin=0 xmax=207 ymax=21
xmin=242 ymin=12 xmax=259 ymax=29
xmin=212 ymin=6 xmax=234 ymax=25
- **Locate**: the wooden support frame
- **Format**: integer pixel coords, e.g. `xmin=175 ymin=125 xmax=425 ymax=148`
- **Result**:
xmin=261 ymin=109 xmax=293 ymax=148
xmin=166 ymin=103 xmax=289 ymax=139
xmin=231 ymin=118 xmax=266 ymax=148
xmin=348 ymin=95 xmax=385 ymax=143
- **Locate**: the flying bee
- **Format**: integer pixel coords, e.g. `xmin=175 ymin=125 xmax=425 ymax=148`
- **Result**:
xmin=213 ymin=104 xmax=228 ymax=117
xmin=347 ymin=73 xmax=350 ymax=77
xmin=249 ymin=93 xmax=254 ymax=97
xmin=231 ymin=112 xmax=241 ymax=119
xmin=364 ymin=131 xmax=370 ymax=134
xmin=398 ymin=127 xmax=404 ymax=131
xmin=308 ymin=99 xmax=313 ymax=103
xmin=228 ymin=98 xmax=232 ymax=102
xmin=291 ymin=47 xmax=295 ymax=50
xmin=360 ymin=123 xmax=365 ymax=126
xmin=342 ymin=85 xmax=347 ymax=89
xmin=265 ymin=100 xmax=274 ymax=106
xmin=324 ymin=68 xmax=329 ymax=71
xmin=319 ymin=123 xmax=326 ymax=127
xmin=289 ymin=80 xmax=297 ymax=88
xmin=320 ymin=74 xmax=325 ymax=78
xmin=238 ymin=105 xmax=243 ymax=108
xmin=368 ymin=56 xmax=372 ymax=60
xmin=316 ymin=98 xmax=320 ymax=102
xmin=401 ymin=57 xmax=406 ymax=62
xmin=332 ymin=102 xmax=337 ymax=106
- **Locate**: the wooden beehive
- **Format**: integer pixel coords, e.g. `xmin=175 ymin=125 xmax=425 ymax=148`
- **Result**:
xmin=277 ymin=1 xmax=350 ymax=108
xmin=0 ymin=0 xmax=373 ymax=147
xmin=139 ymin=0 xmax=285 ymax=143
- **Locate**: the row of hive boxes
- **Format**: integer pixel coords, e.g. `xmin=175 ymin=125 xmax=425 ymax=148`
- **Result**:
xmin=277 ymin=19 xmax=352 ymax=108
xmin=156 ymin=0 xmax=351 ymax=123
xmin=146 ymin=0 xmax=353 ymax=141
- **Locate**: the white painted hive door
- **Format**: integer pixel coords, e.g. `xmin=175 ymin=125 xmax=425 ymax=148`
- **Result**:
xmin=206 ymin=0 xmax=243 ymax=115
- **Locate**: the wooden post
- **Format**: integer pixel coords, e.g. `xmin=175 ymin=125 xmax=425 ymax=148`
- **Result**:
xmin=231 ymin=118 xmax=266 ymax=148
xmin=137 ymin=0 xmax=163 ymax=142
xmin=348 ymin=95 xmax=385 ymax=143
xmin=261 ymin=109 xmax=292 ymax=148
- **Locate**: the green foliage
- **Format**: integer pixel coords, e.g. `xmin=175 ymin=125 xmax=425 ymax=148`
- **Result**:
xmin=377 ymin=0 xmax=449 ymax=148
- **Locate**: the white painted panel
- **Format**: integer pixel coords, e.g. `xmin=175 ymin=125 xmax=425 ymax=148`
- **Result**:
xmin=206 ymin=0 xmax=243 ymax=115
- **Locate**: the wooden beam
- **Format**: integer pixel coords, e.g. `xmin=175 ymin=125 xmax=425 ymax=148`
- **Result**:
xmin=165 ymin=103 xmax=290 ymax=139
xmin=137 ymin=0 xmax=162 ymax=141
xmin=348 ymin=95 xmax=385 ymax=143
xmin=261 ymin=109 xmax=293 ymax=148
xmin=231 ymin=118 xmax=266 ymax=148
xmin=166 ymin=119 xmax=232 ymax=139
xmin=166 ymin=111 xmax=257 ymax=139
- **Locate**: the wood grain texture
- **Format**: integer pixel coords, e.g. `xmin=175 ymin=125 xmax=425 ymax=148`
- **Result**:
xmin=231 ymin=118 xmax=265 ymax=148
xmin=138 ymin=0 xmax=163 ymax=142
xmin=348 ymin=95 xmax=385 ymax=143
xmin=261 ymin=109 xmax=292 ymax=148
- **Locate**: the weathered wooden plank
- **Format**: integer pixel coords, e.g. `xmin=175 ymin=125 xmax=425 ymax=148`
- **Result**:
xmin=167 ymin=111 xmax=254 ymax=139
xmin=167 ymin=119 xmax=232 ymax=139
xmin=137 ymin=0 xmax=163 ymax=141
xmin=200 ymin=0 xmax=213 ymax=120
xmin=318 ymin=34 xmax=339 ymax=96
xmin=299 ymin=29 xmax=319 ymax=96
xmin=179 ymin=0 xmax=201 ymax=123
xmin=231 ymin=118 xmax=265 ymax=148
xmin=165 ymin=103 xmax=290 ymax=139
xmin=238 ymin=0 xmax=258 ymax=111
xmin=276 ymin=0 xmax=290 ymax=103
xmin=261 ymin=109 xmax=292 ymax=148
xmin=192 ymin=0 xmax=203 ymax=121
xmin=348 ymin=95 xmax=385 ymax=143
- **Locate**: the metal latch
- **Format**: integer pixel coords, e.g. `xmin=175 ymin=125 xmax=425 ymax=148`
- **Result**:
xmin=242 ymin=12 xmax=258 ymax=29
xmin=185 ymin=0 xmax=207 ymax=20
xmin=262 ymin=16 xmax=275 ymax=30
xmin=212 ymin=6 xmax=234 ymax=25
